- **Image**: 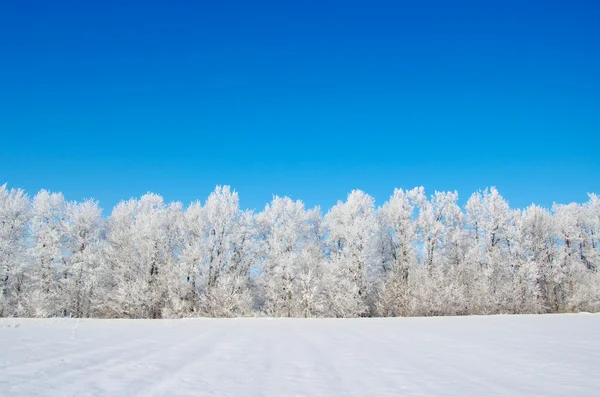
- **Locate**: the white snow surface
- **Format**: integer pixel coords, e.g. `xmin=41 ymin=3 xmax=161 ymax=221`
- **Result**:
xmin=1 ymin=314 xmax=599 ymax=396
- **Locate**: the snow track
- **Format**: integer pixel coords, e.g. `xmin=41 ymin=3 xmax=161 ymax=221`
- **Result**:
xmin=1 ymin=314 xmax=599 ymax=396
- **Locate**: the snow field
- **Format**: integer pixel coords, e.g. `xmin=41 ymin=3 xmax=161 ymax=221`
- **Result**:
xmin=1 ymin=314 xmax=599 ymax=396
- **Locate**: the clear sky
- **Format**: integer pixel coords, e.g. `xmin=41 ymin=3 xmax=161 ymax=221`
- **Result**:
xmin=1 ymin=0 xmax=599 ymax=212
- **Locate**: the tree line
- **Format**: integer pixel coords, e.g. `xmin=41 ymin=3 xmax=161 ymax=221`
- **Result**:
xmin=1 ymin=184 xmax=598 ymax=318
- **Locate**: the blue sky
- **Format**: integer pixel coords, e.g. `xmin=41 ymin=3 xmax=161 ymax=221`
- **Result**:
xmin=1 ymin=0 xmax=599 ymax=212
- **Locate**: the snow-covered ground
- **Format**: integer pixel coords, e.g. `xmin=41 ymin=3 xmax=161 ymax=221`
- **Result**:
xmin=1 ymin=314 xmax=598 ymax=396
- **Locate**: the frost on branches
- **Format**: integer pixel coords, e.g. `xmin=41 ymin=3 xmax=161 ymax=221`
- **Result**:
xmin=0 ymin=183 xmax=599 ymax=318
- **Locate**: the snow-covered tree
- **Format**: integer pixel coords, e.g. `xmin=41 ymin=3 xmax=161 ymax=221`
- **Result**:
xmin=179 ymin=200 xmax=204 ymax=313
xmin=0 ymin=184 xmax=31 ymax=316
xmin=581 ymin=194 xmax=600 ymax=271
xmin=519 ymin=204 xmax=555 ymax=311
xmin=189 ymin=186 xmax=257 ymax=317
xmin=63 ymin=199 xmax=104 ymax=317
xmin=464 ymin=187 xmax=533 ymax=314
xmin=1 ymin=183 xmax=599 ymax=319
xmin=376 ymin=188 xmax=420 ymax=316
xmin=552 ymin=200 xmax=600 ymax=312
xmin=24 ymin=190 xmax=67 ymax=317
xmin=257 ymin=196 xmax=325 ymax=317
xmin=324 ymin=190 xmax=379 ymax=317
xmin=412 ymin=190 xmax=466 ymax=315
xmin=100 ymin=198 xmax=138 ymax=317
xmin=102 ymin=194 xmax=183 ymax=318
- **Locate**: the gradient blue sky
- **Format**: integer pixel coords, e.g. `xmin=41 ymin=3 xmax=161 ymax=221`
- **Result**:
xmin=1 ymin=0 xmax=599 ymax=212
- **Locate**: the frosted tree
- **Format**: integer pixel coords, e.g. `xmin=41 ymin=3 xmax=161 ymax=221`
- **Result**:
xmin=376 ymin=188 xmax=420 ymax=316
xmin=191 ymin=186 xmax=257 ymax=317
xmin=257 ymin=196 xmax=301 ymax=317
xmin=552 ymin=200 xmax=600 ymax=311
xmin=519 ymin=204 xmax=556 ymax=311
xmin=1 ymin=182 xmax=600 ymax=319
xmin=257 ymin=196 xmax=325 ymax=317
xmin=0 ymin=184 xmax=31 ymax=316
xmin=101 ymin=198 xmax=138 ymax=317
xmin=324 ymin=190 xmax=379 ymax=317
xmin=462 ymin=189 xmax=490 ymax=313
xmin=410 ymin=190 xmax=466 ymax=315
xmin=102 ymin=195 xmax=184 ymax=318
xmin=413 ymin=191 xmax=463 ymax=267
xmin=580 ymin=194 xmax=600 ymax=310
xmin=134 ymin=195 xmax=183 ymax=318
xmin=294 ymin=208 xmax=327 ymax=317
xmin=179 ymin=200 xmax=204 ymax=313
xmin=464 ymin=187 xmax=529 ymax=313
xmin=131 ymin=195 xmax=183 ymax=318
xmin=25 ymin=190 xmax=67 ymax=317
xmin=581 ymin=194 xmax=600 ymax=271
xmin=63 ymin=199 xmax=104 ymax=317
